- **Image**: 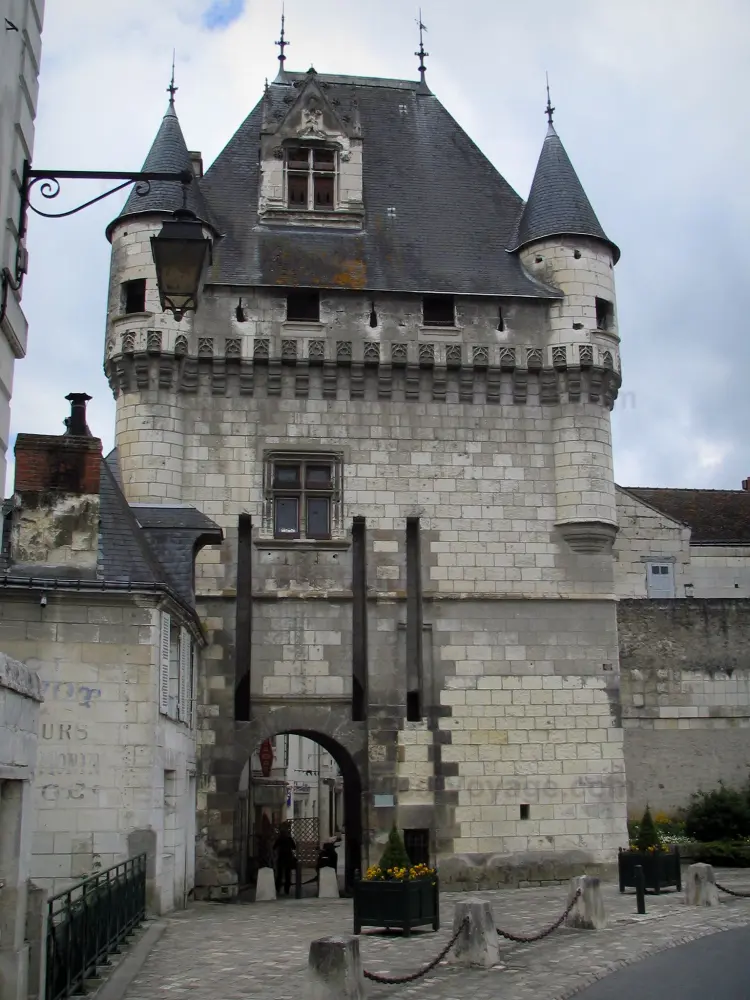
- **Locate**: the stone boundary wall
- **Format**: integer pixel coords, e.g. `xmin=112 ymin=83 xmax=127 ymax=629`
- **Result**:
xmin=618 ymin=599 xmax=750 ymax=815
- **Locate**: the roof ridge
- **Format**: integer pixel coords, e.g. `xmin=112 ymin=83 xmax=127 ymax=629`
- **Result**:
xmin=628 ymin=486 xmax=748 ymax=494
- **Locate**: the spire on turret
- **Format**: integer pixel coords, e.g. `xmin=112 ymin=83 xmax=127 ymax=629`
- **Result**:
xmin=274 ymin=6 xmax=290 ymax=82
xmin=509 ymin=91 xmax=619 ymax=262
xmin=167 ymin=50 xmax=178 ymax=107
xmin=544 ymin=73 xmax=554 ymax=128
xmin=106 ymin=87 xmax=215 ymax=240
xmin=415 ymin=10 xmax=431 ymax=95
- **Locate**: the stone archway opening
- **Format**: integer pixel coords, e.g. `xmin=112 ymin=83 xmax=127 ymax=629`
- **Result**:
xmin=239 ymin=729 xmax=363 ymax=895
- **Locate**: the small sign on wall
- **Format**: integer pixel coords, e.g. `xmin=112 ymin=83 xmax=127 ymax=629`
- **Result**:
xmin=373 ymin=794 xmax=395 ymax=808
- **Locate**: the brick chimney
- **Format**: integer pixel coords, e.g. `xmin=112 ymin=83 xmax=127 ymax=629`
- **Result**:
xmin=11 ymin=394 xmax=102 ymax=570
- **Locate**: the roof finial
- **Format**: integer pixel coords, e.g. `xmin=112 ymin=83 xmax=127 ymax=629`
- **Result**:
xmin=415 ymin=10 xmax=429 ymax=88
xmin=276 ymin=5 xmax=289 ymax=71
xmin=545 ymin=72 xmax=555 ymax=127
xmin=167 ymin=50 xmax=178 ymax=105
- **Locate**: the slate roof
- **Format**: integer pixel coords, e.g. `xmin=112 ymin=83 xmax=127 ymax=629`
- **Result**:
xmin=130 ymin=503 xmax=223 ymax=604
xmin=197 ymin=71 xmax=562 ymax=298
xmin=107 ymin=99 xmax=216 ymax=239
xmin=625 ymin=488 xmax=750 ymax=545
xmin=509 ymin=123 xmax=619 ymax=263
xmin=98 ymin=460 xmax=172 ymax=586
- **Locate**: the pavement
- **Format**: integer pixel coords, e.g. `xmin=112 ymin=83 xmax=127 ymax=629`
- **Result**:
xmin=119 ymin=871 xmax=750 ymax=1000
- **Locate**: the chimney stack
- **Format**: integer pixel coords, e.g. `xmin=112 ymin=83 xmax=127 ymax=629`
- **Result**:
xmin=11 ymin=394 xmax=102 ymax=569
xmin=64 ymin=392 xmax=92 ymax=437
xmin=14 ymin=394 xmax=101 ymax=496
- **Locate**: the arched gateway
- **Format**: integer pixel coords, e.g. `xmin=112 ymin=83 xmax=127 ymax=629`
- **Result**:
xmin=233 ymin=707 xmax=366 ymax=890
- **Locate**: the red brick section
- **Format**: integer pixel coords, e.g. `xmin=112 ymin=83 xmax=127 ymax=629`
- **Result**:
xmin=14 ymin=434 xmax=102 ymax=495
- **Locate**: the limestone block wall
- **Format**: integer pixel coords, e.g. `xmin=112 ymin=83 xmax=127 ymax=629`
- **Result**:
xmin=0 ymin=652 xmax=42 ymax=1000
xmin=433 ymin=600 xmax=625 ymax=879
xmin=171 ymin=384 xmax=626 ymax=875
xmin=619 ymin=599 xmax=750 ymax=815
xmin=689 ymin=546 xmax=750 ymax=598
xmin=614 ymin=489 xmax=690 ymax=598
xmin=0 ymin=593 xmax=198 ymax=912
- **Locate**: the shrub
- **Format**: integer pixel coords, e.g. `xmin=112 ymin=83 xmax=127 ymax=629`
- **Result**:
xmin=684 ymin=783 xmax=750 ymax=842
xmin=692 ymin=841 xmax=750 ymax=868
xmin=635 ymin=806 xmax=661 ymax=852
xmin=378 ymin=825 xmax=412 ymax=872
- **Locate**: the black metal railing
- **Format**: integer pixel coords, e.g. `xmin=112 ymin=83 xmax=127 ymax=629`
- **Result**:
xmin=46 ymin=854 xmax=147 ymax=1000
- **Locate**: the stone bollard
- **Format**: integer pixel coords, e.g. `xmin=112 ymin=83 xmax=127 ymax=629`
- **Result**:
xmin=305 ymin=936 xmax=365 ymax=1000
xmin=684 ymin=863 xmax=719 ymax=907
xmin=255 ymin=867 xmax=277 ymax=901
xmin=449 ymin=897 xmax=500 ymax=968
xmin=318 ymin=866 xmax=340 ymax=899
xmin=566 ymin=875 xmax=606 ymax=930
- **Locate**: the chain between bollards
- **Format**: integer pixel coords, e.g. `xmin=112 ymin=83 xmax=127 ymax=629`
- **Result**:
xmin=716 ymin=882 xmax=750 ymax=898
xmin=362 ymin=917 xmax=469 ymax=984
xmin=494 ymin=887 xmax=581 ymax=943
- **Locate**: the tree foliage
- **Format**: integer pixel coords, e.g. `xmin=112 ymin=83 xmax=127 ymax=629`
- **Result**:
xmin=635 ymin=806 xmax=661 ymax=852
xmin=378 ymin=825 xmax=412 ymax=871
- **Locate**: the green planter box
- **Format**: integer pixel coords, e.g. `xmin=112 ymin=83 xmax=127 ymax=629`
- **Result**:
xmin=353 ymin=877 xmax=439 ymax=935
xmin=618 ymin=847 xmax=681 ymax=894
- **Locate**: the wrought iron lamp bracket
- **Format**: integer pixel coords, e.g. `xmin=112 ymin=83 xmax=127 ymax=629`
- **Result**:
xmin=0 ymin=160 xmax=192 ymax=327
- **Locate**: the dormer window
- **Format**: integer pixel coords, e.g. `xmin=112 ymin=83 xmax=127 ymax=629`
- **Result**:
xmin=285 ymin=145 xmax=337 ymax=211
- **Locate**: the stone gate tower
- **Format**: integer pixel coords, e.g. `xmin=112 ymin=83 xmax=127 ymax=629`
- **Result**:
xmin=104 ymin=58 xmax=628 ymax=887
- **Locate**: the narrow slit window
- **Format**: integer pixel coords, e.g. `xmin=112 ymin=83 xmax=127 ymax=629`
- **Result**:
xmin=520 ymin=804 xmax=530 ymax=820
xmin=406 ymin=690 xmax=421 ymax=722
xmin=422 ymin=294 xmax=455 ymax=327
xmin=287 ymin=291 xmax=320 ymax=322
xmin=123 ymin=279 xmax=146 ymax=314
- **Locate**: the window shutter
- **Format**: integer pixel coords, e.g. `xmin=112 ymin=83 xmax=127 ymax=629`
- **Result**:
xmin=159 ymin=612 xmax=171 ymax=714
xmin=179 ymin=627 xmax=191 ymax=723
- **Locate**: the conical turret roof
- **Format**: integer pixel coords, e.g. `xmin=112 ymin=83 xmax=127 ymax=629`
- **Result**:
xmin=106 ymin=100 xmax=215 ymax=239
xmin=510 ymin=123 xmax=619 ymax=263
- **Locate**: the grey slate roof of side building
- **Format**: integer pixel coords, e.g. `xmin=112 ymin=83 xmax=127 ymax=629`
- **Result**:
xmin=130 ymin=502 xmax=224 ymax=605
xmin=198 ymin=71 xmax=560 ymax=297
xmin=107 ymin=98 xmax=216 ymax=238
xmin=623 ymin=487 xmax=750 ymax=545
xmin=508 ymin=123 xmax=620 ymax=263
xmin=2 ymin=452 xmax=222 ymax=615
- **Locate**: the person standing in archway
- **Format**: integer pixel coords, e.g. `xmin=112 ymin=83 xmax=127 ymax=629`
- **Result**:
xmin=273 ymin=821 xmax=297 ymax=896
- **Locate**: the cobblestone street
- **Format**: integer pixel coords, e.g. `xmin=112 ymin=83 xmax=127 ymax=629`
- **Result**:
xmin=123 ymin=872 xmax=750 ymax=1000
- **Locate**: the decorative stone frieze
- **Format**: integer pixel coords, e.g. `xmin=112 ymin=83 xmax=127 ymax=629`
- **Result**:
xmin=105 ymin=344 xmax=622 ymax=408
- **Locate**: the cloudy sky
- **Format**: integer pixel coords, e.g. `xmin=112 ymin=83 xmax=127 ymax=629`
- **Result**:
xmin=10 ymin=0 xmax=750 ymax=492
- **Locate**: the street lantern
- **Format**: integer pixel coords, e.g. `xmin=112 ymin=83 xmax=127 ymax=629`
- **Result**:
xmin=150 ymin=206 xmax=213 ymax=322
xmin=0 ymin=162 xmax=210 ymax=328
